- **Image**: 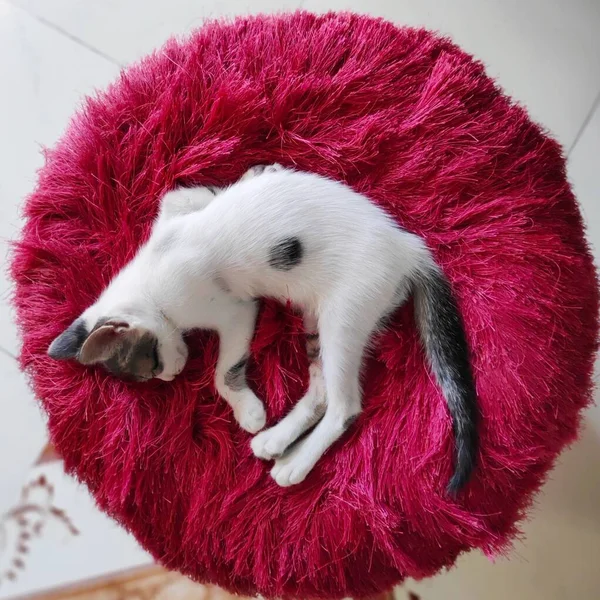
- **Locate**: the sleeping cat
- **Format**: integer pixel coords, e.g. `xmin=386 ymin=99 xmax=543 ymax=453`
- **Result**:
xmin=48 ymin=164 xmax=477 ymax=492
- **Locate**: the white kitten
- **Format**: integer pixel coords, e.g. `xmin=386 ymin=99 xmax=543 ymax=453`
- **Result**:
xmin=49 ymin=165 xmax=477 ymax=492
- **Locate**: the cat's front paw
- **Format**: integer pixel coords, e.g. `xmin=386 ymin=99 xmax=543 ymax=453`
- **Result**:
xmin=156 ymin=342 xmax=188 ymax=381
xmin=234 ymin=391 xmax=266 ymax=434
xmin=158 ymin=187 xmax=216 ymax=222
xmin=240 ymin=164 xmax=284 ymax=181
xmin=251 ymin=427 xmax=291 ymax=460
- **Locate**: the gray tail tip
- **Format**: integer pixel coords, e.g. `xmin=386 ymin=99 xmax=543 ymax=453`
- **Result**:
xmin=446 ymin=467 xmax=472 ymax=497
xmin=446 ymin=436 xmax=477 ymax=496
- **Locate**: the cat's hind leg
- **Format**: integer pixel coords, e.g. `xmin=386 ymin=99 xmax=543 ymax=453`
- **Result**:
xmin=270 ymin=285 xmax=397 ymax=487
xmin=251 ymin=314 xmax=326 ymax=460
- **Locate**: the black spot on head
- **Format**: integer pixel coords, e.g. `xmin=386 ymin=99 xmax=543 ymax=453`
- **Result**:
xmin=48 ymin=319 xmax=89 ymax=360
xmin=102 ymin=333 xmax=160 ymax=382
xmin=103 ymin=352 xmax=127 ymax=378
xmin=268 ymin=237 xmax=304 ymax=271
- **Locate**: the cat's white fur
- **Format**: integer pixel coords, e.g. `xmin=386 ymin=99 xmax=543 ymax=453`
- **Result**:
xmin=50 ymin=165 xmax=475 ymax=489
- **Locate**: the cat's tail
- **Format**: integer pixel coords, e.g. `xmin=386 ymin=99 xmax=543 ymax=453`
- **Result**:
xmin=412 ymin=264 xmax=478 ymax=495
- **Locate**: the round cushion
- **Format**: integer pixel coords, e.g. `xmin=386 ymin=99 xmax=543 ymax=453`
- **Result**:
xmin=11 ymin=11 xmax=598 ymax=599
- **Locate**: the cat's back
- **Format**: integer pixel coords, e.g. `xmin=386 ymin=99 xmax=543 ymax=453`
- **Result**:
xmin=208 ymin=168 xmax=395 ymax=241
xmin=189 ymin=168 xmax=405 ymax=304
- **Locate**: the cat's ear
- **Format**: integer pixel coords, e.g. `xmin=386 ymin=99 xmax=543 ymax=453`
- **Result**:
xmin=48 ymin=319 xmax=90 ymax=360
xmin=47 ymin=319 xmax=133 ymax=364
xmin=78 ymin=321 xmax=132 ymax=365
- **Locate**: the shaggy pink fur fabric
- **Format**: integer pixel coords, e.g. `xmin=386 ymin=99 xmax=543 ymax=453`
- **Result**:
xmin=11 ymin=11 xmax=598 ymax=599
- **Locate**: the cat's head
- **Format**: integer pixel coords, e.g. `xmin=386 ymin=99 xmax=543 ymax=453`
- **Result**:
xmin=47 ymin=313 xmax=188 ymax=382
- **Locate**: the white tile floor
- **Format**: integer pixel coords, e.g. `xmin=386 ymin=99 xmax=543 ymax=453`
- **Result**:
xmin=0 ymin=0 xmax=599 ymax=597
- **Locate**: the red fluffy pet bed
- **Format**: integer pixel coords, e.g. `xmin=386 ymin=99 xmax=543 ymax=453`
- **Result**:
xmin=11 ymin=11 xmax=598 ymax=600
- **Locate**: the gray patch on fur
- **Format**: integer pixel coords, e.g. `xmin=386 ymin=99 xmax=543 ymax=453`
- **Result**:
xmin=343 ymin=415 xmax=358 ymax=430
xmin=306 ymin=336 xmax=320 ymax=362
xmin=314 ymin=401 xmax=327 ymax=422
xmin=48 ymin=319 xmax=89 ymax=359
xmin=214 ymin=275 xmax=231 ymax=294
xmin=304 ymin=400 xmax=327 ymax=433
xmin=268 ymin=237 xmax=304 ymax=271
xmin=224 ymin=354 xmax=249 ymax=391
xmin=276 ymin=401 xmax=327 ymax=456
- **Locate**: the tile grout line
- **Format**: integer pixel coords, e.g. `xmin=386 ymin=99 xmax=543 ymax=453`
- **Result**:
xmin=11 ymin=4 xmax=123 ymax=67
xmin=568 ymin=89 xmax=600 ymax=158
xmin=3 ymin=0 xmax=306 ymax=369
xmin=0 ymin=345 xmax=17 ymax=360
